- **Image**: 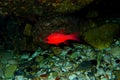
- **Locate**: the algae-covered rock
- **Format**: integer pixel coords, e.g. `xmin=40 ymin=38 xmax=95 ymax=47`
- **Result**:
xmin=83 ymin=23 xmax=119 ymax=50
xmin=5 ymin=64 xmax=17 ymax=79
xmin=0 ymin=0 xmax=95 ymax=16
xmin=53 ymin=0 xmax=94 ymax=13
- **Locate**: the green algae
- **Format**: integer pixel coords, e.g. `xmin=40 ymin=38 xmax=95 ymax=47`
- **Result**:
xmin=83 ymin=23 xmax=119 ymax=50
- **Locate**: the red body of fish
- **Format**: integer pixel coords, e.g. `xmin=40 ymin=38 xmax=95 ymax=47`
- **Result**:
xmin=44 ymin=30 xmax=80 ymax=46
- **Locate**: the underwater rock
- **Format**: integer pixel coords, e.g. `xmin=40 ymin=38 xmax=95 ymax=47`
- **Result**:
xmin=103 ymin=54 xmax=111 ymax=64
xmin=35 ymin=55 xmax=44 ymax=63
xmin=7 ymin=59 xmax=18 ymax=65
xmin=108 ymin=46 xmax=120 ymax=58
xmin=5 ymin=64 xmax=17 ymax=79
xmin=114 ymin=70 xmax=120 ymax=80
xmin=0 ymin=50 xmax=15 ymax=64
xmin=14 ymin=69 xmax=25 ymax=76
xmin=83 ymin=23 xmax=119 ymax=50
xmin=23 ymin=24 xmax=32 ymax=36
xmin=77 ymin=60 xmax=97 ymax=71
xmin=51 ymin=47 xmax=62 ymax=55
xmin=15 ymin=75 xmax=26 ymax=80
xmin=68 ymin=74 xmax=77 ymax=80
xmin=53 ymin=0 xmax=94 ymax=13
xmin=0 ymin=0 xmax=95 ymax=16
xmin=0 ymin=62 xmax=4 ymax=79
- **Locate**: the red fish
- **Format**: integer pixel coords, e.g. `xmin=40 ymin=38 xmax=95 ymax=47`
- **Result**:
xmin=44 ymin=30 xmax=80 ymax=46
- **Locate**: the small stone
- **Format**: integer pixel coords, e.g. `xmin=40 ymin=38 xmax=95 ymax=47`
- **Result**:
xmin=8 ymin=59 xmax=18 ymax=65
xmin=108 ymin=46 xmax=120 ymax=58
xmin=20 ymin=54 xmax=30 ymax=60
xmin=77 ymin=60 xmax=97 ymax=70
xmin=114 ymin=70 xmax=120 ymax=80
xmin=115 ymin=40 xmax=120 ymax=45
xmin=96 ymin=68 xmax=105 ymax=75
xmin=69 ymin=74 xmax=77 ymax=80
xmin=14 ymin=70 xmax=25 ymax=76
xmin=35 ymin=55 xmax=44 ymax=63
xmin=103 ymin=54 xmax=111 ymax=64
xmin=15 ymin=75 xmax=25 ymax=80
xmin=115 ymin=59 xmax=120 ymax=63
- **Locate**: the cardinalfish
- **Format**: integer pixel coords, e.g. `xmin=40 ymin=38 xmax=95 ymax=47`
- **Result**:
xmin=44 ymin=30 xmax=80 ymax=46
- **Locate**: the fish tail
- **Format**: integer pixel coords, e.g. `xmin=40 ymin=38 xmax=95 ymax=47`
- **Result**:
xmin=68 ymin=32 xmax=80 ymax=41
